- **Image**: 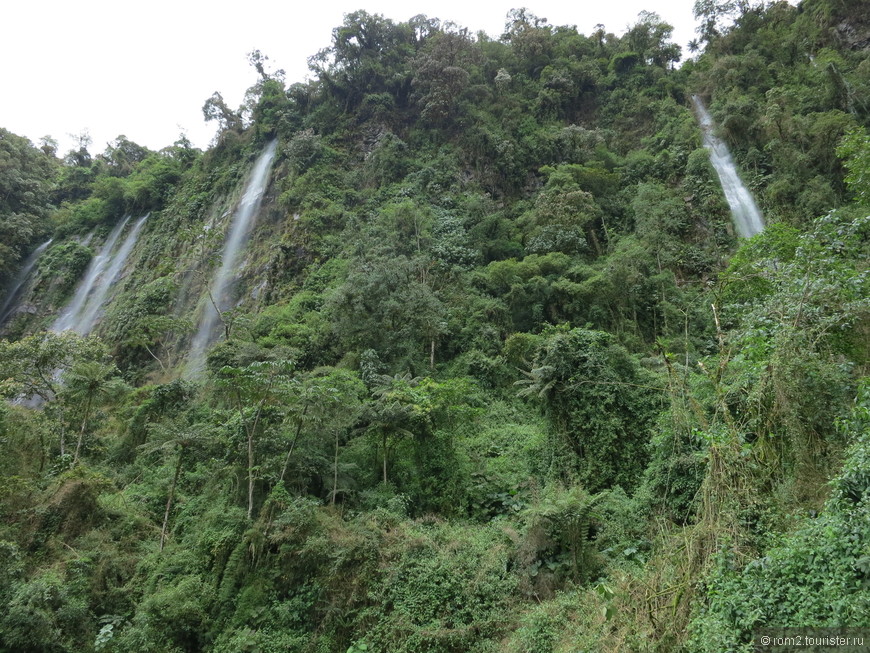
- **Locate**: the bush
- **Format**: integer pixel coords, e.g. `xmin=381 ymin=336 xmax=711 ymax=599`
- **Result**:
xmin=688 ymin=382 xmax=870 ymax=650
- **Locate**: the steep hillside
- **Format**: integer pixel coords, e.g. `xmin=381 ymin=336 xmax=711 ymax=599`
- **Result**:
xmin=0 ymin=2 xmax=868 ymax=651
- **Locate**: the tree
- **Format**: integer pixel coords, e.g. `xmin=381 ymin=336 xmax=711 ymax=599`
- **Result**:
xmin=215 ymin=359 xmax=297 ymax=519
xmin=62 ymin=359 xmax=128 ymax=465
xmin=328 ymin=253 xmax=446 ymax=371
xmin=64 ymin=130 xmax=92 ymax=167
xmin=202 ymin=92 xmax=241 ymax=139
xmin=837 ymin=126 xmax=870 ymax=204
xmin=502 ymin=8 xmax=553 ymax=77
xmin=522 ymin=485 xmax=607 ymax=584
xmin=123 ymin=314 xmax=189 ymax=374
xmin=521 ymin=182 xmax=595 ymax=255
xmin=411 ymin=26 xmax=478 ymax=126
xmin=518 ymin=327 xmax=659 ymax=490
xmin=693 ymin=0 xmax=757 ymax=44
xmin=0 ymin=332 xmax=109 ymax=459
xmin=364 ymin=373 xmax=425 ymax=485
xmin=140 ymin=420 xmax=212 ymax=551
xmin=716 ymin=212 xmax=870 ymax=481
xmin=247 ymin=49 xmax=284 ymax=83
xmin=38 ymin=135 xmax=58 ymax=157
xmin=106 ymin=275 xmax=191 ymax=373
xmin=100 ymin=135 xmax=150 ymax=177
xmin=0 ymin=128 xmax=54 ymax=284
xmin=309 ymin=11 xmax=417 ymax=111
xmin=304 ymin=368 xmax=365 ymax=504
xmin=625 ymin=11 xmax=681 ymax=68
xmin=55 ymin=131 xmax=97 ymax=203
xmin=521 ymin=164 xmax=608 ymax=255
xmin=631 ymin=181 xmax=690 ymax=264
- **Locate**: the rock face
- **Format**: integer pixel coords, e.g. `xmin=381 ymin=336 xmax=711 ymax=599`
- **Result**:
xmin=187 ymin=141 xmax=278 ymax=374
xmin=835 ymin=14 xmax=870 ymax=50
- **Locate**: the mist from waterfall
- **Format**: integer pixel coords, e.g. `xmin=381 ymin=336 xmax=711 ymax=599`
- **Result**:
xmin=692 ymin=95 xmax=765 ymax=238
xmin=0 ymin=238 xmax=53 ymax=326
xmin=52 ymin=214 xmax=149 ymax=335
xmin=187 ymin=140 xmax=278 ymax=373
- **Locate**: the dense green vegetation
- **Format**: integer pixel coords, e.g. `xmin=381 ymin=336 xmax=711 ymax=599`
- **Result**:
xmin=1 ymin=1 xmax=868 ymax=650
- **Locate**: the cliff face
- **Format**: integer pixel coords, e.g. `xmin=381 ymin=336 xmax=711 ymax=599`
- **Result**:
xmin=4 ymin=4 xmax=865 ymax=380
xmin=835 ymin=14 xmax=870 ymax=50
xmin=0 ymin=5 xmax=868 ymax=652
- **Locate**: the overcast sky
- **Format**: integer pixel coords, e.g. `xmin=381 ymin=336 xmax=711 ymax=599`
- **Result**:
xmin=2 ymin=0 xmax=699 ymax=156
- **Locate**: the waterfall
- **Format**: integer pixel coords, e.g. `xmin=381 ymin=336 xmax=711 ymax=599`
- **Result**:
xmin=52 ymin=214 xmax=149 ymax=335
xmin=0 ymin=238 xmax=53 ymax=326
xmin=74 ymin=214 xmax=149 ymax=335
xmin=187 ymin=140 xmax=278 ymax=373
xmin=52 ymin=217 xmax=132 ymax=333
xmin=692 ymin=95 xmax=765 ymax=238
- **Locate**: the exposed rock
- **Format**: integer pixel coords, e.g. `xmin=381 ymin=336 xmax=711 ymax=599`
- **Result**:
xmin=835 ymin=16 xmax=870 ymax=50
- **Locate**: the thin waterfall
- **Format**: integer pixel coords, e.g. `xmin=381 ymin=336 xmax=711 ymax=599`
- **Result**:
xmin=52 ymin=214 xmax=148 ymax=335
xmin=74 ymin=214 xmax=149 ymax=335
xmin=187 ymin=140 xmax=278 ymax=372
xmin=0 ymin=238 xmax=53 ymax=325
xmin=692 ymin=95 xmax=765 ymax=238
xmin=14 ymin=218 xmax=146 ymax=409
xmin=52 ymin=216 xmax=132 ymax=333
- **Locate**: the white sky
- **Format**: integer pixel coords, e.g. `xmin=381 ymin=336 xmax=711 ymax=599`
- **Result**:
xmin=1 ymin=0 xmax=698 ymax=156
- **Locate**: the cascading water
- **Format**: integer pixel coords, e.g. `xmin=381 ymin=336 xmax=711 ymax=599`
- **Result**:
xmin=692 ymin=95 xmax=765 ymax=238
xmin=52 ymin=214 xmax=148 ymax=335
xmin=52 ymin=216 xmax=132 ymax=333
xmin=0 ymin=238 xmax=53 ymax=325
xmin=16 ymin=218 xmax=146 ymax=408
xmin=187 ymin=140 xmax=278 ymax=373
xmin=74 ymin=214 xmax=149 ymax=335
